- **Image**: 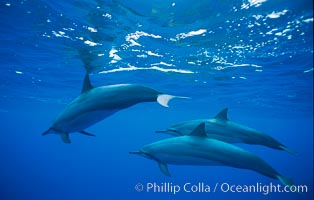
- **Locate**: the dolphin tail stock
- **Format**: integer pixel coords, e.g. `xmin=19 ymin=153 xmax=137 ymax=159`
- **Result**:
xmin=157 ymin=94 xmax=190 ymax=108
xmin=276 ymin=175 xmax=294 ymax=187
xmin=279 ymin=145 xmax=298 ymax=156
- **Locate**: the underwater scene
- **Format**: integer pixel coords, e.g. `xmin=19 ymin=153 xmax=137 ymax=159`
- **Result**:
xmin=0 ymin=0 xmax=313 ymax=200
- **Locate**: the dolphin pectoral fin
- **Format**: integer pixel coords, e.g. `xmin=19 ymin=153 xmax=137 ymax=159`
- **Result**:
xmin=61 ymin=133 xmax=71 ymax=143
xmin=79 ymin=130 xmax=96 ymax=137
xmin=157 ymin=94 xmax=190 ymax=108
xmin=276 ymin=175 xmax=294 ymax=186
xmin=280 ymin=145 xmax=298 ymax=156
xmin=42 ymin=128 xmax=71 ymax=143
xmin=158 ymin=161 xmax=171 ymax=177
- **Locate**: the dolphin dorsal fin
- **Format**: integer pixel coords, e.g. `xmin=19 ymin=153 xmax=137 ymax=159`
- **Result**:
xmin=190 ymin=123 xmax=207 ymax=137
xmin=214 ymin=108 xmax=229 ymax=121
xmin=81 ymin=73 xmax=94 ymax=93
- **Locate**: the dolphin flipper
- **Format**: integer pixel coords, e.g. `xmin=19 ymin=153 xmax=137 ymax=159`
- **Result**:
xmin=79 ymin=130 xmax=96 ymax=137
xmin=42 ymin=128 xmax=71 ymax=143
xmin=61 ymin=133 xmax=71 ymax=143
xmin=129 ymin=151 xmax=171 ymax=176
xmin=157 ymin=94 xmax=190 ymax=108
xmin=158 ymin=161 xmax=171 ymax=177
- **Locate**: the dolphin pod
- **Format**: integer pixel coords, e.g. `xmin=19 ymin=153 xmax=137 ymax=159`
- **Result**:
xmin=42 ymin=73 xmax=189 ymax=143
xmin=130 ymin=123 xmax=294 ymax=186
xmin=43 ymin=71 xmax=295 ymax=185
xmin=156 ymin=108 xmax=297 ymax=155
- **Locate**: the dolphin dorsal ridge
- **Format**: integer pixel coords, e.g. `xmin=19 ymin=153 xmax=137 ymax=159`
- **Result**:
xmin=214 ymin=108 xmax=229 ymax=121
xmin=190 ymin=123 xmax=207 ymax=137
xmin=81 ymin=73 xmax=94 ymax=93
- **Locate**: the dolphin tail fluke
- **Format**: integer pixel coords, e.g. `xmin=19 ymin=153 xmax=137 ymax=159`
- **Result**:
xmin=276 ymin=175 xmax=294 ymax=186
xmin=157 ymin=94 xmax=190 ymax=108
xmin=280 ymin=145 xmax=298 ymax=156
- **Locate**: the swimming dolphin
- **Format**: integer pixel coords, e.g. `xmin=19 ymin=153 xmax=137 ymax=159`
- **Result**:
xmin=131 ymin=123 xmax=294 ymax=186
xmin=42 ymin=73 xmax=189 ymax=143
xmin=156 ymin=108 xmax=297 ymax=155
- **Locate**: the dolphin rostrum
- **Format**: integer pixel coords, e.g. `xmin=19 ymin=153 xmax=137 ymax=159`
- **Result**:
xmin=42 ymin=73 xmax=189 ymax=143
xmin=131 ymin=123 xmax=294 ymax=186
xmin=156 ymin=108 xmax=297 ymax=155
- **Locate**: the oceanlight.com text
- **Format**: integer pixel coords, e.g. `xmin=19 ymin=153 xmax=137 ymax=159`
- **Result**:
xmin=134 ymin=182 xmax=308 ymax=195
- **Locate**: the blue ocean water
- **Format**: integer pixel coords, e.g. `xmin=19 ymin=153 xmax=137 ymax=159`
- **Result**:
xmin=0 ymin=0 xmax=313 ymax=200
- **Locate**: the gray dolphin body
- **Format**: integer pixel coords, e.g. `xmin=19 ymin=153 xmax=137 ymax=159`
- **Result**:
xmin=156 ymin=108 xmax=296 ymax=155
xmin=43 ymin=74 xmax=188 ymax=143
xmin=131 ymin=123 xmax=293 ymax=186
